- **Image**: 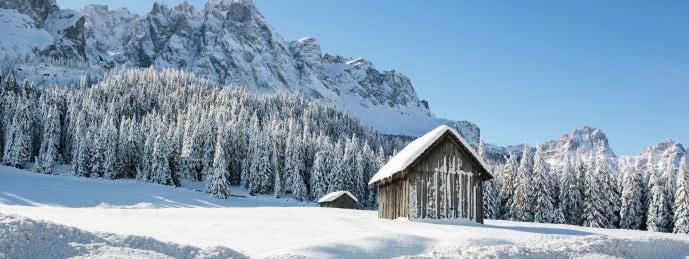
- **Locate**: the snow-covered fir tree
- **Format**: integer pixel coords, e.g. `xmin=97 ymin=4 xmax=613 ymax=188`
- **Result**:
xmin=249 ymin=127 xmax=273 ymax=195
xmin=100 ymin=115 xmax=119 ymax=179
xmin=512 ymin=145 xmax=534 ymax=222
xmin=206 ymin=122 xmax=232 ymax=199
xmin=583 ymin=157 xmax=611 ymax=228
xmin=2 ymin=97 xmax=33 ymax=168
xmin=532 ymin=145 xmax=556 ymax=223
xmin=35 ymin=106 xmax=61 ymax=174
xmin=619 ymin=160 xmax=645 ymax=230
xmin=148 ymin=123 xmax=174 ymax=186
xmin=500 ymin=152 xmax=518 ymax=220
xmin=478 ymin=139 xmax=501 ymax=219
xmin=558 ymin=156 xmax=581 ymax=225
xmin=309 ymin=136 xmax=332 ymax=201
xmin=646 ymin=170 xmax=671 ymax=232
xmin=673 ymin=157 xmax=689 ymax=234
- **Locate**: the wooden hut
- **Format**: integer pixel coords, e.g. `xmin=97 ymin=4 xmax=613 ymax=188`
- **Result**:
xmin=318 ymin=191 xmax=358 ymax=209
xmin=369 ymin=125 xmax=493 ymax=223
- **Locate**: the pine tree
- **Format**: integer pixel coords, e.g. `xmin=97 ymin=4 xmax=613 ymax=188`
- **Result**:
xmin=3 ymin=98 xmax=33 ymax=168
xmin=559 ymin=156 xmax=581 ymax=225
xmin=646 ymin=170 xmax=671 ymax=232
xmin=533 ymin=145 xmax=556 ymax=223
xmin=206 ymin=123 xmax=231 ymax=199
xmin=619 ymin=163 xmax=644 ymax=229
xmin=140 ymin=123 xmax=157 ymax=181
xmin=167 ymin=121 xmax=182 ymax=187
xmin=149 ymin=127 xmax=173 ymax=186
xmin=101 ymin=115 xmax=119 ymax=179
xmin=36 ymin=106 xmax=60 ymax=174
xmin=483 ymin=168 xmax=502 ymax=220
xmin=512 ymin=145 xmax=534 ymax=222
xmin=249 ymin=129 xmax=273 ymax=195
xmin=310 ymin=144 xmax=330 ymax=201
xmin=74 ymin=125 xmax=96 ymax=177
xmin=673 ymin=157 xmax=689 ymax=234
xmin=478 ymin=140 xmax=500 ymax=219
xmin=124 ymin=119 xmax=142 ymax=178
xmin=285 ymin=121 xmax=308 ymax=200
xmin=500 ymin=152 xmax=518 ymax=220
xmin=600 ymin=156 xmax=619 ymax=228
xmin=583 ymin=156 xmax=612 ymax=228
xmin=90 ymin=120 xmax=105 ymax=178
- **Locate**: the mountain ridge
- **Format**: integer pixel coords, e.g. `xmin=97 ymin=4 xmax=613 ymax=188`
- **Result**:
xmin=0 ymin=0 xmax=480 ymax=142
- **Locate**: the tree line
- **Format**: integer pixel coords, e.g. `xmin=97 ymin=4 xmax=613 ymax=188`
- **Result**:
xmin=0 ymin=68 xmax=410 ymax=208
xmin=480 ymin=141 xmax=689 ymax=234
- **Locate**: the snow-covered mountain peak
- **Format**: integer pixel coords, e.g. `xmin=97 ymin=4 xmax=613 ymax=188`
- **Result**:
xmin=290 ymin=37 xmax=323 ymax=70
xmin=633 ymin=139 xmax=687 ymax=174
xmin=482 ymin=126 xmax=617 ymax=172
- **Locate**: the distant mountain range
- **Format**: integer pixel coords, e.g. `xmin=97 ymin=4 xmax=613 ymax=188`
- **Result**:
xmin=0 ymin=0 xmax=685 ymax=174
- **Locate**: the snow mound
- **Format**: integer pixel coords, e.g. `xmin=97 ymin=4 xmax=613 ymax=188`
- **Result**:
xmin=0 ymin=213 xmax=246 ymax=259
xmin=95 ymin=202 xmax=158 ymax=209
xmin=399 ymin=234 xmax=689 ymax=258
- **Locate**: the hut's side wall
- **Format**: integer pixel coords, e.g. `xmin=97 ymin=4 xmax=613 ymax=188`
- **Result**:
xmin=407 ymin=135 xmax=483 ymax=223
xmin=320 ymin=195 xmax=357 ymax=209
xmin=378 ymin=176 xmax=409 ymax=219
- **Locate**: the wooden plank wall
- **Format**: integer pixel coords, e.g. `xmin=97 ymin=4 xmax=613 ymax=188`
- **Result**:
xmin=408 ymin=135 xmax=482 ymax=222
xmin=378 ymin=177 xmax=409 ymax=219
xmin=377 ymin=134 xmax=485 ymax=223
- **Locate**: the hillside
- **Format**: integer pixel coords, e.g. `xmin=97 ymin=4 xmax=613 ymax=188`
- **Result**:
xmin=2 ymin=166 xmax=689 ymax=258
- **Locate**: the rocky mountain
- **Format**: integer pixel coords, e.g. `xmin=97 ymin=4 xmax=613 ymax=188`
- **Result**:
xmin=0 ymin=0 xmax=479 ymax=142
xmin=485 ymin=126 xmax=688 ymax=180
xmin=620 ymin=140 xmax=687 ymax=182
xmin=484 ymin=127 xmax=619 ymax=171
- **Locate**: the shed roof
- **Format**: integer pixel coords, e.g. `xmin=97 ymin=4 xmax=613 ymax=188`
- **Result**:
xmin=368 ymin=125 xmax=493 ymax=185
xmin=318 ymin=191 xmax=358 ymax=203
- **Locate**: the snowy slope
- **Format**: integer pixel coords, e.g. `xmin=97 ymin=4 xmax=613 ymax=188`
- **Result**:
xmin=0 ymin=9 xmax=53 ymax=56
xmin=0 ymin=0 xmax=479 ymax=140
xmin=2 ymin=166 xmax=689 ymax=258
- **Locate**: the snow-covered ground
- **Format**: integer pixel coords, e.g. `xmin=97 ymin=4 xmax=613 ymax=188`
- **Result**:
xmin=1 ymin=166 xmax=689 ymax=258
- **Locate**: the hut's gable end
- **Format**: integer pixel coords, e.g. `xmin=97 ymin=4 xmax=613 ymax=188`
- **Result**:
xmin=408 ymin=133 xmax=483 ymax=178
xmin=320 ymin=194 xmax=357 ymax=209
xmin=319 ymin=191 xmax=358 ymax=209
xmin=369 ymin=125 xmax=492 ymax=186
xmin=407 ymin=134 xmax=484 ymax=222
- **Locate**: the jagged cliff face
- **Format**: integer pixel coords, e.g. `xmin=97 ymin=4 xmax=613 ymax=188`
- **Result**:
xmin=484 ymin=127 xmax=619 ymax=173
xmin=0 ymin=0 xmax=57 ymax=25
xmin=622 ymin=140 xmax=687 ymax=181
xmin=0 ymin=0 xmax=478 ymax=140
xmin=485 ymin=127 xmax=688 ymax=179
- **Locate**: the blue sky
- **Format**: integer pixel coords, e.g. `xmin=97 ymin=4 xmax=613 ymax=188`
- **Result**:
xmin=58 ymin=0 xmax=689 ymax=155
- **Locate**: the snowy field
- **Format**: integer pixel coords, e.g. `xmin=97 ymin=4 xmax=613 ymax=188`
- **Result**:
xmin=1 ymin=166 xmax=689 ymax=258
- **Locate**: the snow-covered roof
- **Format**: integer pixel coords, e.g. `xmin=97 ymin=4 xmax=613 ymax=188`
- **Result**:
xmin=318 ymin=191 xmax=358 ymax=203
xmin=369 ymin=125 xmax=492 ymax=185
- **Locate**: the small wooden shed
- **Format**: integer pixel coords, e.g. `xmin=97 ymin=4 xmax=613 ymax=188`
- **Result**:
xmin=318 ymin=191 xmax=358 ymax=209
xmin=369 ymin=125 xmax=493 ymax=223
